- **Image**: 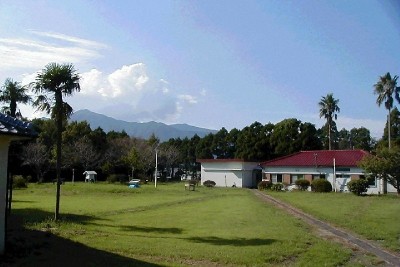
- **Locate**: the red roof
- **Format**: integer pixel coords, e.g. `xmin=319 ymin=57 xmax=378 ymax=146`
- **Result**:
xmin=261 ymin=150 xmax=369 ymax=167
xmin=197 ymin=159 xmax=249 ymax=163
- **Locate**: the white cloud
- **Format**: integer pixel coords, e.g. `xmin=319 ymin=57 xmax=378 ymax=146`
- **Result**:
xmin=336 ymin=116 xmax=385 ymax=138
xmin=29 ymin=30 xmax=108 ymax=49
xmin=107 ymin=63 xmax=149 ymax=98
xmin=70 ymin=63 xmax=198 ymax=123
xmin=0 ymin=31 xmax=198 ymax=124
xmin=0 ymin=31 xmax=106 ymax=71
xmin=178 ymin=94 xmax=198 ymax=104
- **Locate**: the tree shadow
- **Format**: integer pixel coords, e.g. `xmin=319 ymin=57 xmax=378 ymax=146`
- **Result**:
xmin=188 ymin=236 xmax=276 ymax=246
xmin=120 ymin=225 xmax=183 ymax=234
xmin=11 ymin=208 xmax=106 ymax=225
xmin=1 ymin=213 xmax=162 ymax=267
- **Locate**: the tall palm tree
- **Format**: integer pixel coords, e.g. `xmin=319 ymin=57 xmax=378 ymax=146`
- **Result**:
xmin=32 ymin=63 xmax=80 ymax=220
xmin=319 ymin=93 xmax=340 ymax=150
xmin=374 ymin=72 xmax=400 ymax=149
xmin=0 ymin=78 xmax=31 ymax=119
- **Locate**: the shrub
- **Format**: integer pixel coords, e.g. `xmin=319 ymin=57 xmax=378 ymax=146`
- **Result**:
xmin=13 ymin=175 xmax=27 ymax=189
xmin=295 ymin=179 xmax=310 ymax=191
xmin=107 ymin=174 xmax=128 ymax=184
xmin=311 ymin=179 xmax=332 ymax=192
xmin=257 ymin=180 xmax=271 ymax=190
xmin=347 ymin=179 xmax=369 ymax=196
xmin=271 ymin=183 xmax=284 ymax=191
xmin=203 ymin=180 xmax=216 ymax=187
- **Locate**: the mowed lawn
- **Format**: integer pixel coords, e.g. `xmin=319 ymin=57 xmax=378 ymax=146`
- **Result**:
xmin=267 ymin=190 xmax=400 ymax=252
xmin=11 ymin=182 xmax=361 ymax=266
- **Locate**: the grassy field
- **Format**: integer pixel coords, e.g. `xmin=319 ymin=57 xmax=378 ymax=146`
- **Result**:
xmin=267 ymin=190 xmax=400 ymax=252
xmin=7 ymin=182 xmax=382 ymax=266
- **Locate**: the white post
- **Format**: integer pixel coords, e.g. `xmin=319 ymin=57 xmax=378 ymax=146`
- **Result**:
xmin=333 ymin=158 xmax=336 ymax=192
xmin=72 ymin=169 xmax=75 ymax=184
xmin=155 ymin=149 xmax=158 ymax=188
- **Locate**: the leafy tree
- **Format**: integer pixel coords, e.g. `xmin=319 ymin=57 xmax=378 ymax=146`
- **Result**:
xmin=358 ymin=147 xmax=400 ymax=194
xmin=107 ymin=130 xmax=129 ymax=139
xmin=337 ymin=128 xmax=351 ymax=149
xmin=211 ymin=127 xmax=229 ymax=159
xmin=271 ymin=118 xmax=302 ymax=155
xmin=379 ymin=107 xmax=400 ymax=149
xmin=0 ymin=78 xmax=31 ymax=119
xmin=73 ymin=136 xmax=101 ymax=170
xmin=226 ymin=128 xmax=240 ymax=158
xmin=21 ymin=141 xmax=50 ymax=183
xmin=319 ymin=93 xmax=340 ymax=150
xmin=271 ymin=119 xmax=321 ymax=156
xmin=350 ymin=127 xmax=373 ymax=151
xmin=373 ymin=72 xmax=400 ymax=149
xmin=32 ymin=62 xmax=80 ymax=220
xmin=235 ymin=122 xmax=273 ymax=161
xmin=196 ymin=133 xmax=214 ymax=159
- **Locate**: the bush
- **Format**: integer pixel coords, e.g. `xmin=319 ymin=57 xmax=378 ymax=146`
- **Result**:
xmin=257 ymin=180 xmax=271 ymax=190
xmin=295 ymin=179 xmax=310 ymax=191
xmin=271 ymin=183 xmax=284 ymax=191
xmin=203 ymin=180 xmax=216 ymax=187
xmin=13 ymin=175 xmax=27 ymax=189
xmin=107 ymin=174 xmax=128 ymax=184
xmin=311 ymin=179 xmax=332 ymax=192
xmin=347 ymin=179 xmax=369 ymax=196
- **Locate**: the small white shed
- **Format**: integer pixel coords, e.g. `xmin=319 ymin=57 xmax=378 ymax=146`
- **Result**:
xmin=197 ymin=159 xmax=261 ymax=188
xmin=83 ymin=171 xmax=97 ymax=182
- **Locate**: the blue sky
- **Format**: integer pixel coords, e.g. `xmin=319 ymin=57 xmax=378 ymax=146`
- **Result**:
xmin=1 ymin=0 xmax=399 ymax=137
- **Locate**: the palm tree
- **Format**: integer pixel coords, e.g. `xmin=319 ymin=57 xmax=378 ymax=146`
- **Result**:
xmin=0 ymin=78 xmax=31 ymax=119
xmin=374 ymin=72 xmax=400 ymax=149
xmin=319 ymin=93 xmax=340 ymax=150
xmin=32 ymin=63 xmax=80 ymax=220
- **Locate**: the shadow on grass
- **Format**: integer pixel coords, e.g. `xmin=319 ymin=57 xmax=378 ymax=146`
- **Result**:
xmin=1 ymin=212 xmax=162 ymax=267
xmin=189 ymin=236 xmax=276 ymax=246
xmin=120 ymin=225 xmax=183 ymax=234
xmin=11 ymin=208 xmax=107 ymax=225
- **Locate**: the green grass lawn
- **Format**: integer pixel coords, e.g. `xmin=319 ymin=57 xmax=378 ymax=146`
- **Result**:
xmin=10 ymin=182 xmax=364 ymax=266
xmin=266 ymin=190 xmax=400 ymax=252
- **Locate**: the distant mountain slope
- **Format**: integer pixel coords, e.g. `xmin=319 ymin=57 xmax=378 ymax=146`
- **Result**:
xmin=70 ymin=109 xmax=217 ymax=141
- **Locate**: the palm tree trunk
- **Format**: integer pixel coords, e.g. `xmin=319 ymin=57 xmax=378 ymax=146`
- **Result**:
xmin=55 ymin=94 xmax=63 ymax=220
xmin=388 ymin=109 xmax=391 ymax=150
xmin=328 ymin=120 xmax=332 ymax=150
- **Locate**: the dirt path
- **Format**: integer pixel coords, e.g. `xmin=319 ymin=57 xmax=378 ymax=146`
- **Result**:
xmin=252 ymin=190 xmax=400 ymax=266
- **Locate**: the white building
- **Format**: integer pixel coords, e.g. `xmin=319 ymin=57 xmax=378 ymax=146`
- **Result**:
xmin=0 ymin=114 xmax=37 ymax=254
xmin=83 ymin=171 xmax=97 ymax=182
xmin=197 ymin=159 xmax=261 ymax=188
xmin=261 ymin=150 xmax=396 ymax=194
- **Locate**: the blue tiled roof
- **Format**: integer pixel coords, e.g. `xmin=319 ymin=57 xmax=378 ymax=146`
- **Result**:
xmin=0 ymin=113 xmax=37 ymax=138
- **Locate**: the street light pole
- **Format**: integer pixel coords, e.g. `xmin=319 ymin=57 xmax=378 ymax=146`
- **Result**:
xmin=155 ymin=149 xmax=158 ymax=188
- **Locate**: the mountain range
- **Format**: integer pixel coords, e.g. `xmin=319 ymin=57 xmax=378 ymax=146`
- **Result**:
xmin=70 ymin=109 xmax=217 ymax=141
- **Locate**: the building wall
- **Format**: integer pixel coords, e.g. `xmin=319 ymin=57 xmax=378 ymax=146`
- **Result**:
xmin=200 ymin=161 xmax=258 ymax=188
xmin=0 ymin=137 xmax=12 ymax=254
xmin=262 ymin=165 xmax=396 ymax=194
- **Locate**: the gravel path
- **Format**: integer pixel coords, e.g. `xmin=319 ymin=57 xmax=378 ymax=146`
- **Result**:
xmin=252 ymin=190 xmax=400 ymax=266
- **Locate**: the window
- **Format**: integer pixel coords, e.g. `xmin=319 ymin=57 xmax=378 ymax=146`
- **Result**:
xmin=312 ymin=174 xmax=325 ymax=180
xmin=363 ymin=175 xmax=377 ymax=187
xmin=271 ymin=174 xmax=282 ymax=183
xmin=291 ymin=174 xmax=303 ymax=184
xmin=336 ymin=174 xmax=350 ymax=179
